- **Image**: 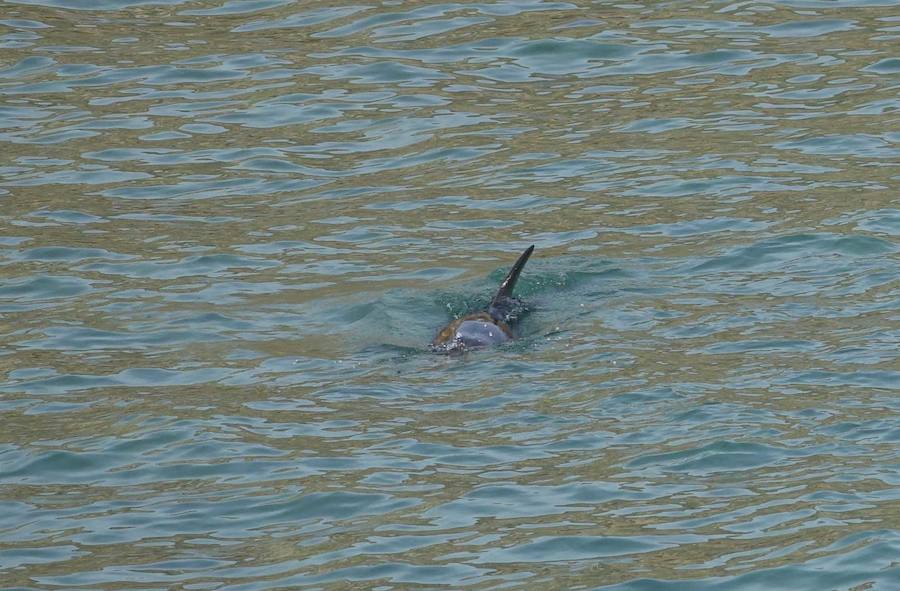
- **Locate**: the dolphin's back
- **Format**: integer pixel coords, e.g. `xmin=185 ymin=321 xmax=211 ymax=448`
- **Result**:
xmin=453 ymin=318 xmax=511 ymax=348
xmin=431 ymin=245 xmax=535 ymax=352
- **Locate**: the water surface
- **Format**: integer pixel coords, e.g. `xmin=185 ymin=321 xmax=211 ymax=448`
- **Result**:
xmin=1 ymin=0 xmax=899 ymax=589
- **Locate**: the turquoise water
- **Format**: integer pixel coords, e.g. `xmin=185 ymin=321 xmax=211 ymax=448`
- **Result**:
xmin=1 ymin=0 xmax=899 ymax=589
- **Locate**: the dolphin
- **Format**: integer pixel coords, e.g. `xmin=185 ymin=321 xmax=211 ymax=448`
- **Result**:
xmin=431 ymin=245 xmax=535 ymax=352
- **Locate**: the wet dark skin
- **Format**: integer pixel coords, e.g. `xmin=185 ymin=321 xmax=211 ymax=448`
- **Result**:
xmin=432 ymin=245 xmax=534 ymax=353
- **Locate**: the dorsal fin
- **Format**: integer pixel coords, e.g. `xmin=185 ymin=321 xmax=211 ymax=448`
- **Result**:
xmin=490 ymin=245 xmax=534 ymax=312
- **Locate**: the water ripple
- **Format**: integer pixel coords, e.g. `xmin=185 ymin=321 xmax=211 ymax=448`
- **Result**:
xmin=2 ymin=0 xmax=899 ymax=589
